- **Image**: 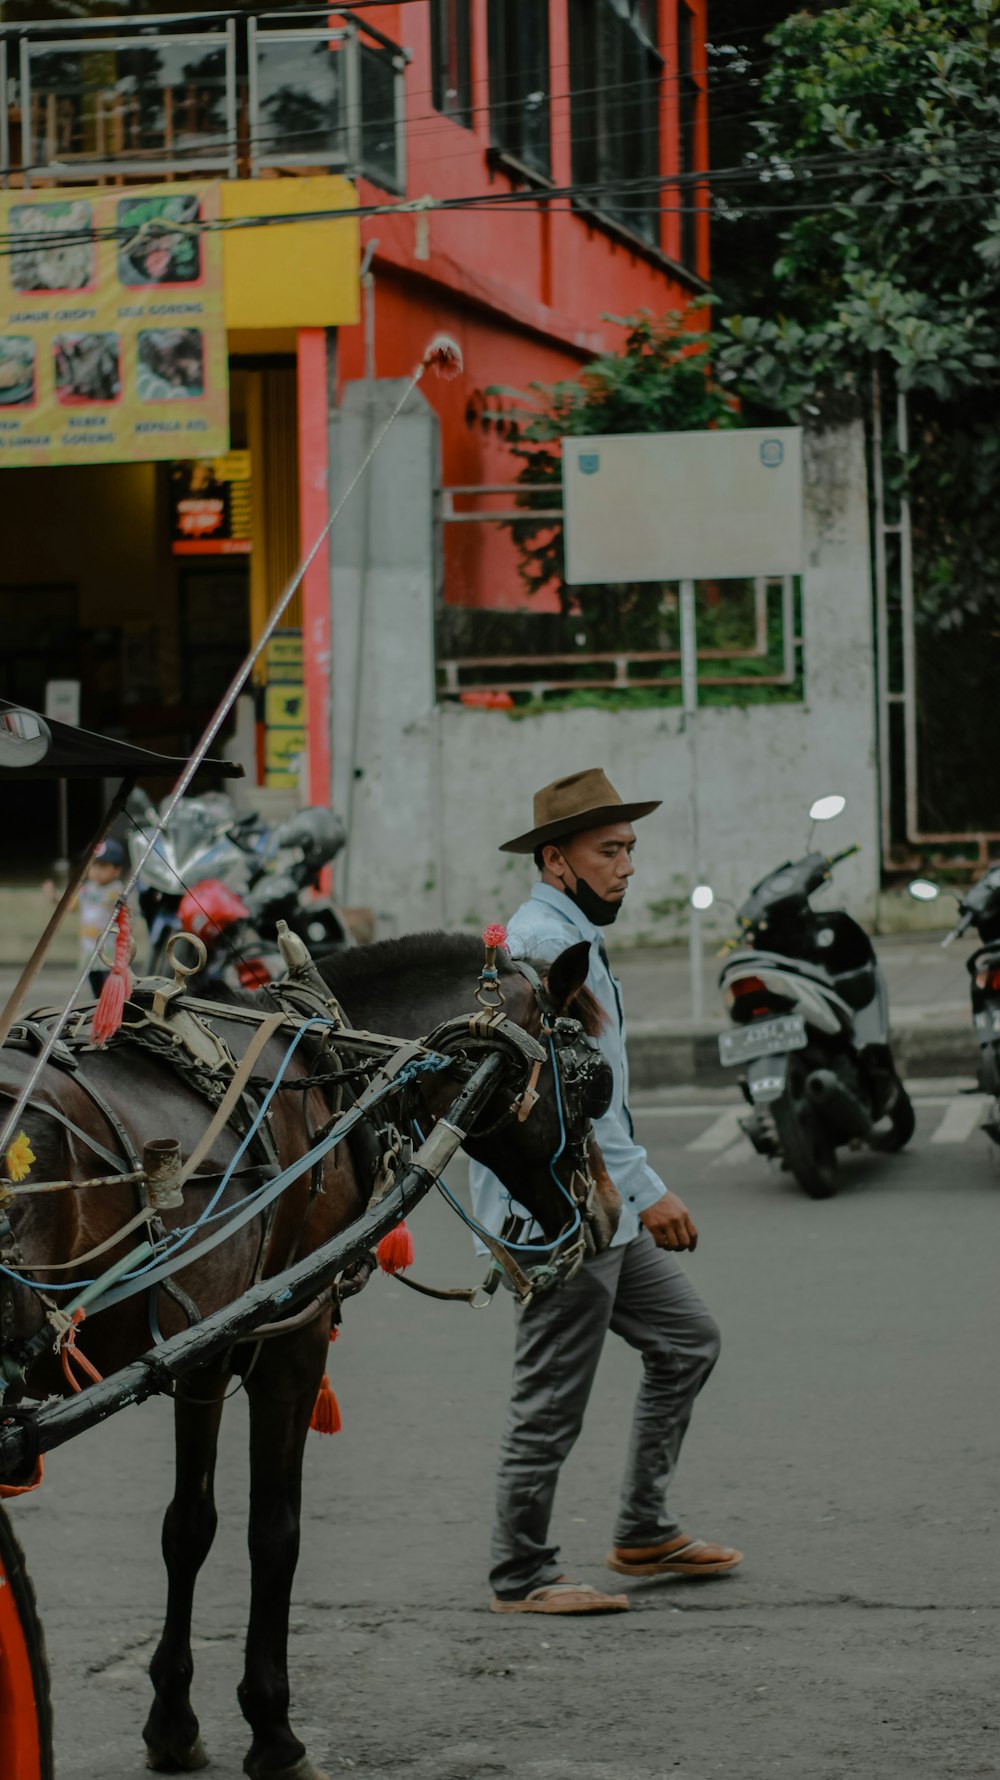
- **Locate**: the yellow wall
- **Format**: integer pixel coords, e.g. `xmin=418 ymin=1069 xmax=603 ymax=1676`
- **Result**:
xmin=221 ymin=175 xmax=360 ymax=330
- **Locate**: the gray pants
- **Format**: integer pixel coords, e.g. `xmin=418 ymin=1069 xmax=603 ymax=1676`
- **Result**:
xmin=490 ymin=1227 xmax=721 ymax=1598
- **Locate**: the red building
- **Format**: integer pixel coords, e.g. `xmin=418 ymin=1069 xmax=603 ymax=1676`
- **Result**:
xmin=338 ymin=0 xmax=709 ymax=610
xmin=298 ymin=0 xmax=710 ymax=796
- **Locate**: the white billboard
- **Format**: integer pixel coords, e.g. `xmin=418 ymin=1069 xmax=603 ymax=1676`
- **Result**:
xmin=562 ymin=426 xmax=804 ymax=584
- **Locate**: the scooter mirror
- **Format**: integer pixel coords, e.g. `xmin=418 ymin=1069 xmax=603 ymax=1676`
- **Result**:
xmin=690 ymin=884 xmax=715 ymax=911
xmin=907 ymin=879 xmax=940 ymax=902
xmin=809 ymin=794 xmax=846 ymax=823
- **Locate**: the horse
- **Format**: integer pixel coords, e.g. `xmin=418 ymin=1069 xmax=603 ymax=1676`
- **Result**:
xmin=0 ymin=932 xmax=618 ymax=1779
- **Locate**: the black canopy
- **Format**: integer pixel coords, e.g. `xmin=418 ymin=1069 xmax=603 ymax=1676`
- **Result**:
xmin=0 ymin=702 xmax=242 ymax=782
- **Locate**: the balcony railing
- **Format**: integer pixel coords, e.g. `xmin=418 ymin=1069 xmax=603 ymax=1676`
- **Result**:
xmin=0 ymin=8 xmax=408 ymax=192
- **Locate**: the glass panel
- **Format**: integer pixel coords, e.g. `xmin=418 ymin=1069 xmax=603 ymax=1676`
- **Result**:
xmin=254 ymin=33 xmax=344 ymax=163
xmin=359 ymin=43 xmax=399 ymax=189
xmin=27 ymin=37 xmax=230 ymax=169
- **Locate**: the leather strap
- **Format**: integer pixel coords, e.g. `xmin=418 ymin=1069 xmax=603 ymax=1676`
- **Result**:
xmin=179 ymin=1012 xmax=286 ymax=1185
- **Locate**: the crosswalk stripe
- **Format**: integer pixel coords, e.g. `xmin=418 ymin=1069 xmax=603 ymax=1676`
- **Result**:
xmin=711 ymin=1137 xmax=756 ymax=1168
xmin=928 ymin=1094 xmax=991 ymax=1144
xmin=686 ymin=1108 xmax=745 ymax=1151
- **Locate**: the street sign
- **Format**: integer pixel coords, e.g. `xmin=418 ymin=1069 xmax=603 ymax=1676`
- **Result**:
xmin=562 ymin=427 xmax=804 ymax=584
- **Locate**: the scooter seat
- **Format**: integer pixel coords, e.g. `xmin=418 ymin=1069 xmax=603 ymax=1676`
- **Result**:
xmin=829 ymin=964 xmax=877 ymax=1011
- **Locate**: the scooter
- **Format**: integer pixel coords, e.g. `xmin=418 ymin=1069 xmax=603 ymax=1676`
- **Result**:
xmin=129 ymin=795 xmax=352 ymax=984
xmin=910 ymin=865 xmax=1000 ymax=1145
xmin=715 ymin=796 xmax=915 ymax=1198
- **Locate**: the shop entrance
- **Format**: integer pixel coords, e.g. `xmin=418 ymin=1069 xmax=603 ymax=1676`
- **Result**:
xmin=0 ymin=358 xmax=302 ymax=867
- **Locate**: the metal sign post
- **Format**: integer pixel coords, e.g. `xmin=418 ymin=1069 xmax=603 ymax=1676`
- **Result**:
xmin=561 ymin=426 xmax=805 ymax=1022
xmin=679 ymin=578 xmax=703 ymax=1020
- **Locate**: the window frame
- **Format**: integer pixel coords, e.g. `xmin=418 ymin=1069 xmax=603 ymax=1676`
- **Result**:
xmin=568 ymin=0 xmax=664 ymax=248
xmin=487 ymin=0 xmax=552 ymax=181
xmin=430 ymin=0 xmax=472 ymax=129
xmin=678 ymin=1 xmax=700 ymax=270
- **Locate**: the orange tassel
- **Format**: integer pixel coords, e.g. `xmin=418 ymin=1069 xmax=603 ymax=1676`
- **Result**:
xmin=376 ymin=1221 xmax=414 ymax=1276
xmin=309 ymin=1373 xmax=342 ymax=1435
xmin=90 ymin=900 xmax=134 ymax=1046
xmin=329 ymin=1325 xmax=339 ymax=1343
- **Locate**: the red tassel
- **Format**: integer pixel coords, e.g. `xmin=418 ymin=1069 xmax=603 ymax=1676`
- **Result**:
xmin=329 ymin=1324 xmax=339 ymax=1343
xmin=90 ymin=900 xmax=134 ymax=1046
xmin=376 ymin=1221 xmax=414 ymax=1276
xmin=309 ymin=1373 xmax=342 ymax=1435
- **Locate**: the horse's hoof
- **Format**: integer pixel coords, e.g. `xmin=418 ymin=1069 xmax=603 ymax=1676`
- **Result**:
xmin=242 ymin=1755 xmax=330 ymax=1780
xmin=144 ymin=1735 xmax=210 ymax=1772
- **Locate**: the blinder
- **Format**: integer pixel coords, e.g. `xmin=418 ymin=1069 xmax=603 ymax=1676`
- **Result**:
xmin=545 ymin=1015 xmax=614 ymax=1124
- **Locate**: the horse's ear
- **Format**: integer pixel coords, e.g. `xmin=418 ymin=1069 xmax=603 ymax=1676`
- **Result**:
xmin=546 ymin=940 xmax=591 ymax=1015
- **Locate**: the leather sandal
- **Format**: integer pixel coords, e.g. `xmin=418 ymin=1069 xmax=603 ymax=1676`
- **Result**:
xmin=606 ymin=1534 xmax=743 ymax=1578
xmin=490 ymin=1580 xmax=630 ymax=1615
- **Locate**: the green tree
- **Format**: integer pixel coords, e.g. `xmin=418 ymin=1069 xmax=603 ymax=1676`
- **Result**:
xmin=714 ymin=0 xmax=1000 ymax=412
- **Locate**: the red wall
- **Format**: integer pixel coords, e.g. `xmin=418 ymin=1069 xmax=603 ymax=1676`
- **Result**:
xmin=336 ymin=0 xmax=709 ymax=611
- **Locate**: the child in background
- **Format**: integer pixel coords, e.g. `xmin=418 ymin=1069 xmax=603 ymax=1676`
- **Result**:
xmin=78 ymin=838 xmax=127 ymax=996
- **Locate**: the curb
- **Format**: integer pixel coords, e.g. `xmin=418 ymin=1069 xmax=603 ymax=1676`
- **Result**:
xmin=626 ymin=1020 xmax=981 ymax=1091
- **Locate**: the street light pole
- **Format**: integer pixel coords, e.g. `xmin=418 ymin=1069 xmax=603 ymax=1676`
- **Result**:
xmin=679 ymin=577 xmax=703 ymax=1021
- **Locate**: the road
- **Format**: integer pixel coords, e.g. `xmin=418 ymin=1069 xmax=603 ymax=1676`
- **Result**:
xmin=11 ymin=1086 xmax=999 ymax=1780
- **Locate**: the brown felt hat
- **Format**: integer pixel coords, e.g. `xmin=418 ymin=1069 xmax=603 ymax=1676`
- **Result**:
xmin=499 ymin=768 xmax=661 ymax=855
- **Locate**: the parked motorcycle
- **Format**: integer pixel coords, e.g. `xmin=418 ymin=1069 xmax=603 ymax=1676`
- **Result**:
xmin=714 ymin=796 xmax=914 ymax=1198
xmin=909 ymin=866 xmax=1000 ymax=1145
xmin=128 ymin=793 xmax=351 ymax=986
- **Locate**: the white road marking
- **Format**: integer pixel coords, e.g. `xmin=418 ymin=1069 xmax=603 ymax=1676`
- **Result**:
xmin=711 ymin=1137 xmax=757 ymax=1169
xmin=686 ymin=1108 xmax=745 ymax=1151
xmin=928 ymin=1094 xmax=991 ymax=1144
xmin=634 ymin=1093 xmax=958 ymax=1118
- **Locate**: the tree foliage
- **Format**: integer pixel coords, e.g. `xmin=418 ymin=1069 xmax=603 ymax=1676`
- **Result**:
xmin=714 ymin=0 xmax=1000 ymax=413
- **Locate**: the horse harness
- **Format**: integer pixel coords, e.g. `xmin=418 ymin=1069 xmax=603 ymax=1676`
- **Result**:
xmin=389 ymin=959 xmax=615 ymax=1308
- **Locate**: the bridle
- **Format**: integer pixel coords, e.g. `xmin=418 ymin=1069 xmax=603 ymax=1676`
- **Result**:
xmin=397 ymin=959 xmax=615 ymax=1308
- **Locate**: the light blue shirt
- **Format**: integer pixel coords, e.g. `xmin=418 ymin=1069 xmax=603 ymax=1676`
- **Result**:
xmin=468 ymin=882 xmax=667 ymax=1249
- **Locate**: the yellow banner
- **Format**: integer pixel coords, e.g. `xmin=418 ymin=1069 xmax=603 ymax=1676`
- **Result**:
xmin=0 ymin=182 xmax=228 ymax=467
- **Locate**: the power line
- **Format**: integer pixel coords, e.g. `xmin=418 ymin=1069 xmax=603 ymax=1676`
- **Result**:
xmin=0 ymin=151 xmax=997 ymax=262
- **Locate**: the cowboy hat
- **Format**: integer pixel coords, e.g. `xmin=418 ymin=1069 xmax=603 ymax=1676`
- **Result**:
xmin=499 ymin=768 xmax=661 ymax=855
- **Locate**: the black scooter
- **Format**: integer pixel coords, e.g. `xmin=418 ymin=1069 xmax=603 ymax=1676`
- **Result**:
xmin=910 ymin=864 xmax=1000 ymax=1145
xmin=716 ymin=799 xmax=914 ymax=1198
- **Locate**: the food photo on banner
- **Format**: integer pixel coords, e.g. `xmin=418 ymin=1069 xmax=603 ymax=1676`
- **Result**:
xmin=0 ymin=181 xmax=228 ymax=466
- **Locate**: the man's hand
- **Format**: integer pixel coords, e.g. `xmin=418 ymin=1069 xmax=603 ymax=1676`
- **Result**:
xmin=640 ymin=1192 xmax=698 ymax=1252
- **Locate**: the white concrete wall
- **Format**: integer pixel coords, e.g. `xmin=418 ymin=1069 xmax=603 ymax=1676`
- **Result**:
xmin=329 ymin=388 xmax=878 ymax=944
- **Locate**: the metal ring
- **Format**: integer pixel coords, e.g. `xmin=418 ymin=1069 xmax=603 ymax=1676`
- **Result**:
xmin=468 ymin=1287 xmax=494 ymax=1310
xmin=97 ymin=932 xmax=139 ymax=971
xmin=165 ymin=931 xmax=208 ymax=978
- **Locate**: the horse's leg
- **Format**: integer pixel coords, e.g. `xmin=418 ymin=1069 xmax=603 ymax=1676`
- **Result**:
xmin=143 ymin=1360 xmax=229 ymax=1773
xmin=239 ymin=1321 xmax=329 ymax=1780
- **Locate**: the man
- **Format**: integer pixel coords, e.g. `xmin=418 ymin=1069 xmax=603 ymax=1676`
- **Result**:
xmin=469 ymin=768 xmax=742 ymax=1615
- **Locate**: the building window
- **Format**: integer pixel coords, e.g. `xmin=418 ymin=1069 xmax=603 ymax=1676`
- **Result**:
xmin=488 ymin=0 xmax=551 ymax=178
xmin=678 ymin=2 xmax=699 ymax=269
xmin=431 ymin=0 xmax=472 ymax=128
xmin=568 ymin=0 xmax=662 ymax=245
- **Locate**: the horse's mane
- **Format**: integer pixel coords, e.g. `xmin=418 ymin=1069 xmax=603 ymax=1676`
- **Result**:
xmin=320 ymin=931 xmax=509 ymax=997
xmin=202 ymin=931 xmax=604 ymax=1037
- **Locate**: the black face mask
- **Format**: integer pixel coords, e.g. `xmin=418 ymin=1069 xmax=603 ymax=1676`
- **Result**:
xmin=566 ymin=874 xmax=622 ymax=927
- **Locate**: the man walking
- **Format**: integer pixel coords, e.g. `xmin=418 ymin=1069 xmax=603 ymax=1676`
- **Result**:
xmin=470 ymin=768 xmax=741 ymax=1615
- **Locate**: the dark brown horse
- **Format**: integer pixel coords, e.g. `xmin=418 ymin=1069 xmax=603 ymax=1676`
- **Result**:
xmin=0 ymin=933 xmax=617 ymax=1779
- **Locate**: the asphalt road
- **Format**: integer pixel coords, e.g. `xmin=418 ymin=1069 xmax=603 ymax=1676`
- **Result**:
xmin=11 ymin=1088 xmax=999 ymax=1780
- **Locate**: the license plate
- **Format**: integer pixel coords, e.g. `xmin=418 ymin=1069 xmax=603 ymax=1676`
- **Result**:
xmin=718 ymin=1015 xmax=807 ymax=1067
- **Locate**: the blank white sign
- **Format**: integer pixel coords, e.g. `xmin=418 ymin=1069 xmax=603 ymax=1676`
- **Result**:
xmin=562 ymin=427 xmax=804 ymax=584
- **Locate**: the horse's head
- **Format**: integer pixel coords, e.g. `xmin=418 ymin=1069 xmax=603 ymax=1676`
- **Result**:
xmin=452 ymin=940 xmax=622 ymax=1267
